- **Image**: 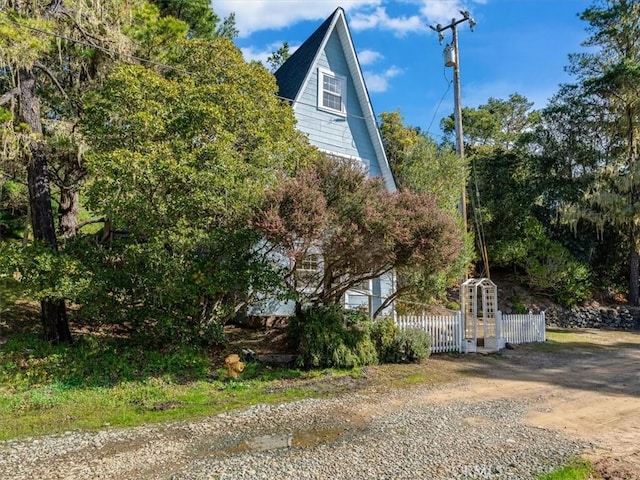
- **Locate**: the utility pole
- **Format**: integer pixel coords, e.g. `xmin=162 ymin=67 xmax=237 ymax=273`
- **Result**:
xmin=431 ymin=11 xmax=481 ymax=279
xmin=430 ymin=11 xmax=475 ymax=230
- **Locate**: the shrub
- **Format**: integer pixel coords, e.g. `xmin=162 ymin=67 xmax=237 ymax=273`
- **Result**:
xmin=389 ymin=328 xmax=430 ymax=364
xmin=521 ymin=238 xmax=592 ymax=308
xmin=371 ymin=317 xmax=399 ymax=363
xmin=288 ymin=305 xmax=378 ymax=369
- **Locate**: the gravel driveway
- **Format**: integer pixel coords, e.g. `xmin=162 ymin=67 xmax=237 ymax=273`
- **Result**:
xmin=1 ymin=329 xmax=638 ymax=480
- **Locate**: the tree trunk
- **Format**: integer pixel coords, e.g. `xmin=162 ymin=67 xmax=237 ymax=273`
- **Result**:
xmin=628 ymin=103 xmax=639 ymax=307
xmin=19 ymin=67 xmax=72 ymax=343
xmin=58 ymin=187 xmax=79 ymax=238
xmin=629 ymin=227 xmax=639 ymax=306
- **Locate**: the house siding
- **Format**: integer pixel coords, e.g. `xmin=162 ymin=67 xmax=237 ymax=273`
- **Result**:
xmin=294 ymin=30 xmax=382 ymax=177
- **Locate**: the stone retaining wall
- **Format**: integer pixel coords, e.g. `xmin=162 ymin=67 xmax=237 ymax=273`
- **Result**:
xmin=543 ymin=305 xmax=640 ymax=330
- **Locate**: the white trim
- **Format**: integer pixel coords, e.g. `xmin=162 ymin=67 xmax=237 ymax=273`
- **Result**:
xmin=317 ymin=67 xmax=347 ymax=116
xmin=318 ymin=148 xmax=367 ymax=172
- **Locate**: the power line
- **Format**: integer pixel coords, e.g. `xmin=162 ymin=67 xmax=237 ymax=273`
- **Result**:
xmin=426 ymin=74 xmax=452 ymax=136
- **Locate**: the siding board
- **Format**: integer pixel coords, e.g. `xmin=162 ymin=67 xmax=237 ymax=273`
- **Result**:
xmin=294 ymin=30 xmax=381 ymax=177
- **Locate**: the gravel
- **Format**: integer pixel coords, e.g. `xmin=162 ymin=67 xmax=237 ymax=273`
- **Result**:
xmin=0 ymin=383 xmax=588 ymax=480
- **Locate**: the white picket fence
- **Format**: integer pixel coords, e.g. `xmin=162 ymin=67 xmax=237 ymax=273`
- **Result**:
xmin=395 ymin=313 xmax=464 ymax=353
xmin=498 ymin=311 xmax=546 ymax=344
xmin=395 ymin=310 xmax=546 ymax=354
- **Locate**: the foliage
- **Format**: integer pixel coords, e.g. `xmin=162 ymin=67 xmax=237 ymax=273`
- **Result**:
xmin=379 ymin=110 xmax=471 ymax=305
xmin=0 ymin=180 xmax=27 ymax=239
xmin=288 ymin=308 xmax=430 ymax=368
xmin=267 ymin=42 xmax=291 ymax=71
xmin=454 ymin=101 xmax=594 ymax=307
xmin=288 ymin=305 xmax=378 ymax=369
xmin=371 ymin=317 xmax=399 ymax=363
xmin=560 ymin=0 xmax=640 ymax=305
xmin=442 ymin=94 xmax=540 ymax=150
xmin=79 ymin=36 xmax=314 ymax=344
xmin=149 ymin=0 xmax=237 ymax=39
xmin=0 ymin=0 xmax=171 ymax=342
xmin=520 ymin=232 xmax=592 ymax=308
xmin=387 ymin=328 xmax=431 ymax=364
xmin=254 ymin=154 xmax=462 ymax=313
xmin=379 ymin=110 xmax=422 ymax=182
xmin=536 ymin=459 xmax=595 ymax=480
xmin=0 ymin=241 xmax=90 ymax=303
xmin=0 ymin=333 xmax=210 ymax=390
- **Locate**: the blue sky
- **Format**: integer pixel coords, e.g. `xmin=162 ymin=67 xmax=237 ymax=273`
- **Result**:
xmin=214 ymin=0 xmax=593 ymax=138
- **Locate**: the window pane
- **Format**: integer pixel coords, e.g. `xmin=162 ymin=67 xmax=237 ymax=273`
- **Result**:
xmin=323 ymin=91 xmax=342 ymax=111
xmin=323 ymin=74 xmax=341 ymax=94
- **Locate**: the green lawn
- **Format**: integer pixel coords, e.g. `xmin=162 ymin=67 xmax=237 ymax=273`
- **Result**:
xmin=0 ymin=330 xmax=359 ymax=440
xmin=0 ymin=328 xmax=452 ymax=440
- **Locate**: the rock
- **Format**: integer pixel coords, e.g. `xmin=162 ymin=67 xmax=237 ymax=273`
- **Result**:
xmin=241 ymin=348 xmax=257 ymax=362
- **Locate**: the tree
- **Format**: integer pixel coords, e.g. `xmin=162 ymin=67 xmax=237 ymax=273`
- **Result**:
xmin=253 ymin=154 xmax=462 ymax=317
xmin=149 ymin=0 xmax=238 ymax=38
xmin=442 ymin=94 xmax=540 ymax=150
xmin=529 ymin=84 xmax=627 ymax=290
xmin=437 ymin=91 xmax=593 ymax=306
xmin=563 ymin=0 xmax=640 ymax=305
xmin=379 ymin=111 xmax=470 ymax=304
xmin=266 ymin=42 xmax=291 ymax=72
xmin=80 ymin=36 xmax=315 ymax=342
xmin=0 ymin=3 xmax=73 ymax=342
xmin=379 ymin=111 xmax=421 ymax=183
xmin=0 ymin=0 xmax=165 ymax=342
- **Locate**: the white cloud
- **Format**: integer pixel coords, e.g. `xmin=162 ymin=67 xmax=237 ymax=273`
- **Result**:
xmin=215 ymin=1 xmax=383 ymax=37
xmin=364 ymin=65 xmax=403 ymax=93
xmin=350 ymin=7 xmax=425 ymax=36
xmin=417 ymin=0 xmax=486 ymax=36
xmin=215 ymin=1 xmax=486 ymax=39
xmin=358 ymin=49 xmax=383 ymax=65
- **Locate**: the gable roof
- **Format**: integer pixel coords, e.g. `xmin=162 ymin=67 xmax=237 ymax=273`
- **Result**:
xmin=274 ymin=8 xmax=397 ymax=192
xmin=274 ymin=12 xmax=334 ymax=102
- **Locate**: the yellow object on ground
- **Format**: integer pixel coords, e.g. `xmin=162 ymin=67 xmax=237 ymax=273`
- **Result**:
xmin=224 ymin=354 xmax=245 ymax=379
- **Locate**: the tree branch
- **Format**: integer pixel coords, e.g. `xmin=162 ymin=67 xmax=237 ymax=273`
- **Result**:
xmin=373 ymin=285 xmax=410 ymax=319
xmin=60 ymin=9 xmax=110 ymax=47
xmin=0 ymin=87 xmax=20 ymax=106
xmin=33 ymin=61 xmax=76 ymax=112
xmin=77 ymin=217 xmax=105 ymax=231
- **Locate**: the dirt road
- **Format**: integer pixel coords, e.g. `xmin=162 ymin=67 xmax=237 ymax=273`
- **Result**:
xmin=440 ymin=329 xmax=640 ymax=479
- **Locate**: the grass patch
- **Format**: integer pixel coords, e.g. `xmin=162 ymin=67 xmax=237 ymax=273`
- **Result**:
xmin=368 ymin=362 xmax=459 ymax=390
xmin=537 ymin=459 xmax=597 ymax=480
xmin=532 ymin=329 xmax=640 ymax=354
xmin=0 ymin=313 xmax=466 ymax=442
xmin=0 ymin=330 xmax=410 ymax=441
xmin=0 ymin=332 xmax=211 ymax=389
xmin=0 ymin=373 xmax=349 ymax=440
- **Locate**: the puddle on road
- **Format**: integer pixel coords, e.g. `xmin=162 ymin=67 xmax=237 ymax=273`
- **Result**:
xmin=291 ymin=427 xmax=344 ymax=448
xmin=219 ymin=427 xmax=346 ymax=456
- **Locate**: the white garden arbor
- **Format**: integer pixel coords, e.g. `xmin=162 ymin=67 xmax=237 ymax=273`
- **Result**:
xmin=460 ymin=278 xmax=506 ymax=352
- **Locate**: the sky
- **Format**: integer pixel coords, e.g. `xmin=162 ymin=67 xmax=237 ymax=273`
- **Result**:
xmin=214 ymin=0 xmax=593 ymax=138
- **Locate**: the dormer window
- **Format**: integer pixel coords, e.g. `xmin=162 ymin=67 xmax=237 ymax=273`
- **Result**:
xmin=318 ymin=68 xmax=346 ymax=115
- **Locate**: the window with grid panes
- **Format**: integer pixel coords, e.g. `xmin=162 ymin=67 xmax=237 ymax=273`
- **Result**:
xmin=318 ymin=68 xmax=346 ymax=115
xmin=296 ymin=253 xmax=321 ymax=285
